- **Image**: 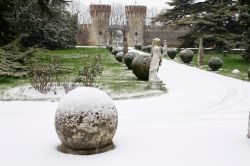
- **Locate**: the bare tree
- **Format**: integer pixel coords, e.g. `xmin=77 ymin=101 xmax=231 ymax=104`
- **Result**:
xmin=81 ymin=5 xmax=91 ymax=24
xmin=110 ymin=3 xmax=126 ymax=25
xmin=68 ymin=0 xmax=91 ymax=24
xmin=146 ymin=7 xmax=160 ymax=26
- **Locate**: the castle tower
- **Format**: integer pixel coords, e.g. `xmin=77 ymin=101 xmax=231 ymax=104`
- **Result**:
xmin=125 ymin=5 xmax=146 ymax=47
xmin=90 ymin=4 xmax=111 ymax=46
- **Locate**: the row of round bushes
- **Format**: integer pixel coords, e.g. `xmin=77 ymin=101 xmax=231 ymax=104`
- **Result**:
xmin=107 ymin=46 xmax=151 ymax=81
xmin=108 ymin=46 xmax=250 ymax=81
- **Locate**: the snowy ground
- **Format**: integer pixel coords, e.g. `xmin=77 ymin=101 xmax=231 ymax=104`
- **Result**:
xmin=1 ymin=59 xmax=250 ymax=166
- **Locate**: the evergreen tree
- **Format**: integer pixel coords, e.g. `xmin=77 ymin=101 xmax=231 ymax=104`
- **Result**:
xmin=0 ymin=0 xmax=76 ymax=49
xmin=239 ymin=0 xmax=250 ymax=62
xmin=155 ymin=0 xmax=242 ymax=49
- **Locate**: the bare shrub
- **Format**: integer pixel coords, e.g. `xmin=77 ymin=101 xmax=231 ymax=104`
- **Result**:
xmin=28 ymin=64 xmax=54 ymax=94
xmin=75 ymin=54 xmax=103 ymax=87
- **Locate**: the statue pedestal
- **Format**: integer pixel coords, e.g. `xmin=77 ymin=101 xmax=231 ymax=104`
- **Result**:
xmin=148 ymin=81 xmax=165 ymax=90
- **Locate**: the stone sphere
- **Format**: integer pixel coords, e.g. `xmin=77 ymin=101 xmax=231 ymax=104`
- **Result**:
xmin=55 ymin=87 xmax=118 ymax=151
xmin=232 ymin=69 xmax=241 ymax=75
xmin=132 ymin=54 xmax=151 ymax=81
xmin=208 ymin=57 xmax=223 ymax=71
xmin=124 ymin=52 xmax=140 ymax=70
xmin=179 ymin=49 xmax=194 ymax=63
xmin=167 ymin=48 xmax=177 ymax=59
xmin=115 ymin=52 xmax=124 ymax=62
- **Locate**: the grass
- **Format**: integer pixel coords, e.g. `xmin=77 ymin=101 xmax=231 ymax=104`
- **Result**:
xmin=173 ymin=49 xmax=250 ymax=81
xmin=0 ymin=47 xmax=164 ymax=99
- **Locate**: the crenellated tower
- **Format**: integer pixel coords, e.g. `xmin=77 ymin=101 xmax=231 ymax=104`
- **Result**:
xmin=125 ymin=5 xmax=146 ymax=47
xmin=90 ymin=4 xmax=111 ymax=46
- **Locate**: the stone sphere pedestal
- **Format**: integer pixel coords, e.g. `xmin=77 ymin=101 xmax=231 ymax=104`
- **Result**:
xmin=55 ymin=87 xmax=118 ymax=155
xmin=148 ymin=81 xmax=166 ymax=90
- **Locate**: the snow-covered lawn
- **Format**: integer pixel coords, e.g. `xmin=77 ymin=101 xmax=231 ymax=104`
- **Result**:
xmin=1 ymin=59 xmax=250 ymax=166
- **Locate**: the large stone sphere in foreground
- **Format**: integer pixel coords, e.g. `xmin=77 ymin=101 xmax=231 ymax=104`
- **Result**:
xmin=55 ymin=87 xmax=118 ymax=154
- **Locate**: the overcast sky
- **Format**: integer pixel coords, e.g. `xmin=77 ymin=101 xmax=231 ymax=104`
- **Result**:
xmin=77 ymin=0 xmax=171 ymax=10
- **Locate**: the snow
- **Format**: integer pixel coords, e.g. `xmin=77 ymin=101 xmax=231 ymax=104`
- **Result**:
xmin=1 ymin=59 xmax=250 ymax=166
xmin=0 ymin=84 xmax=164 ymax=101
xmin=57 ymin=87 xmax=114 ymax=111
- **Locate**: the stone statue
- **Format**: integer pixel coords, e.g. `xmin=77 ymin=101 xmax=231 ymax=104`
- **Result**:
xmin=149 ymin=38 xmax=162 ymax=84
xmin=163 ymin=40 xmax=168 ymax=57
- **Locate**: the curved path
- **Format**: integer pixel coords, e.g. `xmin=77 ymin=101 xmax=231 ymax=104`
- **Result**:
xmin=0 ymin=60 xmax=250 ymax=166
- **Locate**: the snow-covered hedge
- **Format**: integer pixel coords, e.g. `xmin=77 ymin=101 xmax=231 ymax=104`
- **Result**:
xmin=132 ymin=54 xmax=151 ymax=81
xmin=112 ymin=47 xmax=122 ymax=56
xmin=208 ymin=57 xmax=223 ymax=71
xmin=106 ymin=45 xmax=112 ymax=52
xmin=124 ymin=52 xmax=140 ymax=70
xmin=179 ymin=49 xmax=194 ymax=63
xmin=115 ymin=52 xmax=124 ymax=62
xmin=167 ymin=48 xmax=177 ymax=59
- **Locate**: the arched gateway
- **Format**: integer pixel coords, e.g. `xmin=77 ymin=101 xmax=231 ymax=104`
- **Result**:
xmin=89 ymin=4 xmax=146 ymax=47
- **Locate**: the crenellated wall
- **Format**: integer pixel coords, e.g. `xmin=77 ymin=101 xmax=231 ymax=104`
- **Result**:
xmin=76 ymin=4 xmax=188 ymax=47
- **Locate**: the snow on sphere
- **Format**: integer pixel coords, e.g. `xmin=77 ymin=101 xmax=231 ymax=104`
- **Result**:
xmin=55 ymin=87 xmax=118 ymax=151
xmin=232 ymin=69 xmax=241 ymax=75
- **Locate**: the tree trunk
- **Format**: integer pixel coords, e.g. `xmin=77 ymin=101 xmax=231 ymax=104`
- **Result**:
xmin=197 ymin=38 xmax=204 ymax=66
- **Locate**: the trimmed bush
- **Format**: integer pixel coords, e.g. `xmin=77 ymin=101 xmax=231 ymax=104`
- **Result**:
xmin=135 ymin=44 xmax=142 ymax=50
xmin=142 ymin=45 xmax=152 ymax=53
xmin=124 ymin=52 xmax=140 ymax=70
xmin=248 ymin=68 xmax=250 ymax=80
xmin=106 ymin=45 xmax=112 ymax=52
xmin=115 ymin=52 xmax=124 ymax=62
xmin=132 ymin=54 xmax=151 ymax=81
xmin=179 ymin=49 xmax=194 ymax=63
xmin=208 ymin=57 xmax=223 ymax=71
xmin=112 ymin=47 xmax=122 ymax=56
xmin=167 ymin=48 xmax=177 ymax=59
xmin=160 ymin=47 xmax=164 ymax=54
